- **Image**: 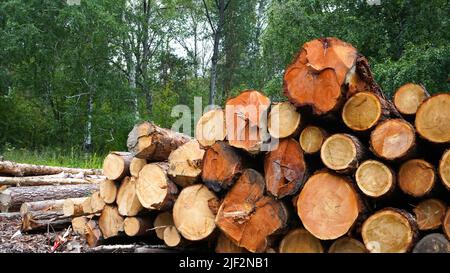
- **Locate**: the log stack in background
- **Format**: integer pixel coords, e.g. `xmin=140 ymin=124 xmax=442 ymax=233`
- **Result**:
xmin=7 ymin=37 xmax=450 ymax=253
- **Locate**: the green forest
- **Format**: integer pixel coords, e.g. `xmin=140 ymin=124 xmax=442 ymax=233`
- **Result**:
xmin=0 ymin=0 xmax=449 ymax=167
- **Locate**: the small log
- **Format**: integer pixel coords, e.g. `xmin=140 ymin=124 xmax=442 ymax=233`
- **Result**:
xmin=361 ymin=208 xmax=418 ymax=253
xmin=173 ymin=184 xmax=217 ymax=241
xmin=98 ymin=205 xmax=124 ymax=239
xmin=117 ymin=177 xmax=142 ymax=216
xmin=102 ymin=152 xmax=132 ymax=181
xmin=328 ymin=237 xmax=367 ymax=253
xmin=0 ymin=184 xmax=98 ymax=212
xmin=63 ymin=197 xmax=89 ymax=217
xmin=413 ymin=199 xmax=447 ymax=231
xmin=355 ymin=160 xmax=395 ymax=198
xmin=163 ymin=226 xmax=182 ymax=247
xmin=215 ymin=169 xmax=288 ymax=252
xmin=299 ymin=126 xmax=327 ymax=155
xmin=82 ymin=197 xmax=93 ymax=215
xmin=267 ymin=101 xmax=301 ymax=139
xmin=279 ymin=228 xmax=324 ymax=253
xmin=99 ymin=179 xmax=118 ymax=204
xmin=21 ymin=210 xmax=71 ymax=232
xmin=0 ymin=176 xmax=101 ymax=186
xmin=85 ymin=220 xmax=103 ymax=247
xmin=123 ymin=216 xmax=153 ymax=237
xmin=130 ymin=158 xmax=147 ymax=177
xmin=398 ymin=159 xmax=436 ymax=197
xmin=196 ymin=108 xmax=227 ymax=147
xmin=127 ymin=121 xmax=191 ymax=161
xmin=201 ymin=141 xmax=243 ymax=192
xmin=297 ymin=171 xmax=361 ymax=240
xmin=153 ymin=211 xmax=174 ymax=240
xmin=168 ymin=140 xmax=205 ymax=187
xmin=393 ymin=83 xmax=429 ymax=116
xmin=444 ymin=208 xmax=450 ymax=240
xmin=215 ymin=233 xmax=247 ymax=253
xmin=370 ymin=119 xmax=416 ymax=161
xmin=20 ymin=199 xmax=65 ymax=215
xmin=90 ymin=191 xmax=105 ymax=213
xmin=264 ymin=138 xmax=308 ymax=198
xmin=136 ymin=163 xmax=178 ymax=210
xmin=320 ymin=133 xmax=366 ymax=173
xmin=415 ymin=93 xmax=450 ymax=144
xmin=72 ymin=216 xmax=89 ymax=235
xmin=439 ymin=149 xmax=450 ymax=191
xmin=412 ymin=233 xmax=450 ymax=253
xmin=0 ymin=160 xmax=102 ymax=177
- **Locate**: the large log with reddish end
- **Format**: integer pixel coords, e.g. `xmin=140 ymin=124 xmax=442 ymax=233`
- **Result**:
xmin=278 ymin=228 xmax=324 ymax=253
xmin=264 ymin=138 xmax=308 ymax=198
xmin=127 ymin=121 xmax=191 ymax=161
xmin=196 ymin=108 xmax=227 ymax=147
xmin=102 ymin=152 xmax=132 ymax=181
xmin=413 ymin=199 xmax=446 ymax=231
xmin=267 ymin=101 xmax=301 ymax=139
xmin=201 ymin=141 xmax=244 ymax=192
xmin=297 ymin=171 xmax=361 ymax=240
xmin=168 ymin=140 xmax=205 ymax=188
xmin=355 ymin=160 xmax=395 ymax=198
xmin=215 ymin=169 xmax=288 ymax=253
xmin=0 ymin=160 xmax=102 ymax=177
xmin=361 ymin=208 xmax=418 ymax=253
xmin=398 ymin=159 xmax=436 ymax=197
xmin=393 ymin=83 xmax=429 ymax=117
xmin=0 ymin=184 xmax=98 ymax=212
xmin=439 ymin=149 xmax=450 ymax=191
xmin=415 ymin=94 xmax=450 ymax=144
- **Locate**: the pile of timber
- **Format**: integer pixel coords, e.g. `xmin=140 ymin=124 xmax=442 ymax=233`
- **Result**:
xmin=15 ymin=37 xmax=450 ymax=253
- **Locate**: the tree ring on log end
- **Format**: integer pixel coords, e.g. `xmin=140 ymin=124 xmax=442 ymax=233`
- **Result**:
xmin=321 ymin=134 xmax=356 ymax=171
xmin=393 ymin=83 xmax=428 ymax=115
xmin=299 ymin=126 xmax=325 ymax=154
xmin=279 ymin=228 xmax=323 ymax=253
xmin=398 ymin=159 xmax=435 ymax=197
xmin=342 ymin=92 xmax=382 ymax=131
xmin=370 ymin=119 xmax=415 ymax=160
xmin=415 ymin=94 xmax=450 ymax=143
xmin=355 ymin=160 xmax=393 ymax=198
xmin=439 ymin=149 xmax=450 ymax=190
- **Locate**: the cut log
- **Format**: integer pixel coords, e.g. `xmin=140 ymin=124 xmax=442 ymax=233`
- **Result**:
xmin=413 ymin=199 xmax=446 ymax=231
xmin=415 ymin=93 xmax=450 ymax=143
xmin=299 ymin=126 xmax=327 ymax=154
xmin=393 ymin=83 xmax=429 ymax=116
xmin=0 ymin=184 xmax=98 ymax=212
xmin=264 ymin=138 xmax=308 ymax=198
xmin=102 ymin=152 xmax=132 ymax=181
xmin=90 ymin=191 xmax=105 ymax=213
xmin=85 ymin=220 xmax=103 ymax=247
xmin=21 ymin=210 xmax=70 ymax=232
xmin=63 ymin=197 xmax=89 ymax=217
xmin=297 ymin=171 xmax=361 ymax=240
xmin=398 ymin=159 xmax=436 ymax=197
xmin=328 ymin=237 xmax=367 ymax=253
xmin=164 ymin=226 xmax=182 ymax=247
xmin=444 ymin=208 xmax=450 ymax=240
xmin=342 ymin=92 xmax=389 ymax=131
xmin=130 ymin=158 xmax=147 ymax=177
xmin=0 ymin=176 xmax=102 ymax=186
xmin=82 ymin=197 xmax=93 ymax=215
xmin=201 ymin=141 xmax=243 ymax=192
xmin=173 ymin=184 xmax=217 ymax=241
xmin=225 ymin=90 xmax=271 ymax=153
xmin=278 ymin=228 xmax=323 ymax=253
xmin=215 ymin=233 xmax=247 ymax=253
xmin=136 ymin=163 xmax=178 ymax=210
xmin=99 ymin=179 xmax=118 ymax=204
xmin=439 ymin=149 xmax=450 ymax=190
xmin=215 ymin=169 xmax=288 ymax=252
xmin=320 ymin=133 xmax=365 ymax=173
xmin=355 ymin=160 xmax=395 ymax=198
xmin=153 ymin=211 xmax=174 ymax=240
xmin=361 ymin=208 xmax=418 ymax=253
xmin=0 ymin=160 xmax=101 ymax=177
xmin=412 ymin=233 xmax=450 ymax=253
xmin=0 ymin=212 xmax=21 ymax=221
xmin=267 ymin=101 xmax=301 ymax=139
xmin=87 ymin=244 xmax=181 ymax=253
xmin=196 ymin=108 xmax=227 ymax=147
xmin=72 ymin=216 xmax=89 ymax=235
xmin=98 ymin=205 xmax=124 ymax=239
xmin=168 ymin=140 xmax=205 ymax=187
xmin=370 ymin=119 xmax=416 ymax=161
xmin=116 ymin=176 xmax=142 ymax=216
xmin=20 ymin=199 xmax=65 ymax=216
xmin=123 ymin=216 xmax=153 ymax=237
xmin=127 ymin=121 xmax=191 ymax=161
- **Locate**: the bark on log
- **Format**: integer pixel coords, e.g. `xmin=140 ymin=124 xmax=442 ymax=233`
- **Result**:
xmin=196 ymin=108 xmax=227 ymax=147
xmin=0 ymin=184 xmax=98 ymax=212
xmin=173 ymin=184 xmax=217 ymax=241
xmin=86 ymin=244 xmax=181 ymax=253
xmin=278 ymin=228 xmax=324 ymax=253
xmin=299 ymin=125 xmax=327 ymax=155
xmin=320 ymin=133 xmax=366 ymax=173
xmin=264 ymin=138 xmax=308 ymax=198
xmin=102 ymin=152 xmax=132 ymax=181
xmin=123 ymin=216 xmax=153 ymax=237
xmin=0 ymin=176 xmax=102 ymax=186
xmin=412 ymin=233 xmax=450 ymax=253
xmin=0 ymin=160 xmax=101 ymax=177
xmin=201 ymin=141 xmax=243 ymax=192
xmin=398 ymin=159 xmax=436 ymax=197
xmin=99 ymin=179 xmax=118 ymax=204
xmin=361 ymin=208 xmax=418 ymax=253
xmin=393 ymin=83 xmax=429 ymax=116
xmin=215 ymin=232 xmax=248 ymax=253
xmin=136 ymin=163 xmax=178 ymax=211
xmin=267 ymin=101 xmax=301 ymax=139
xmin=413 ymin=199 xmax=447 ymax=231
xmin=20 ymin=199 xmax=65 ymax=216
xmin=153 ymin=211 xmax=174 ymax=240
xmin=370 ymin=119 xmax=416 ymax=161
xmin=355 ymin=160 xmax=395 ymax=198
xmin=127 ymin=121 xmax=191 ymax=161
xmin=130 ymin=158 xmax=147 ymax=178
xmin=215 ymin=169 xmax=288 ymax=253
xmin=117 ymin=177 xmax=142 ymax=216
xmin=63 ymin=197 xmax=90 ymax=217
xmin=21 ymin=210 xmax=71 ymax=232
xmin=98 ymin=205 xmax=124 ymax=239
xmin=439 ymin=149 xmax=450 ymax=191
xmin=0 ymin=212 xmax=21 ymax=221
xmin=415 ymin=93 xmax=450 ymax=144
xmin=328 ymin=237 xmax=367 ymax=253
xmin=297 ymin=171 xmax=361 ymax=240
xmin=168 ymin=140 xmax=205 ymax=188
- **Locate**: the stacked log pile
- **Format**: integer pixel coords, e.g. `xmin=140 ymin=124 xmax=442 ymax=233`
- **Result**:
xmin=8 ymin=37 xmax=450 ymax=253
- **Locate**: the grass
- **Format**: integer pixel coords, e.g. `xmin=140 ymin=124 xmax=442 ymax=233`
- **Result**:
xmin=0 ymin=146 xmax=105 ymax=169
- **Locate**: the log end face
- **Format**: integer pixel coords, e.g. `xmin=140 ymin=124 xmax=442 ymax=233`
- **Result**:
xmin=439 ymin=149 xmax=450 ymax=190
xmin=415 ymin=94 xmax=450 ymax=143
xmin=299 ymin=126 xmax=325 ymax=154
xmin=393 ymin=83 xmax=428 ymax=115
xmin=268 ymin=102 xmax=301 ymax=139
xmin=355 ymin=160 xmax=393 ymax=198
xmin=279 ymin=228 xmax=323 ymax=253
xmin=370 ymin=119 xmax=415 ymax=160
xmin=320 ymin=134 xmax=357 ymax=172
xmin=399 ymin=159 xmax=435 ymax=197
xmin=342 ymin=92 xmax=382 ymax=131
